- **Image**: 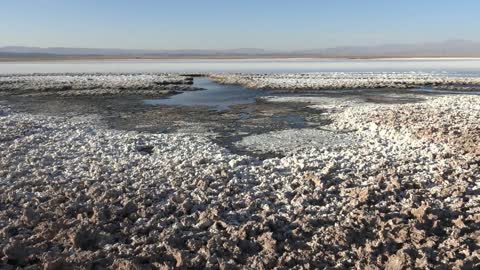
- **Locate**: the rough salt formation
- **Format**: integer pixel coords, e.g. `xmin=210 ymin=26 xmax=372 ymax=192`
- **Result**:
xmin=1 ymin=93 xmax=479 ymax=269
xmin=210 ymin=72 xmax=480 ymax=91
xmin=0 ymin=73 xmax=200 ymax=97
xmin=236 ymin=128 xmax=363 ymax=154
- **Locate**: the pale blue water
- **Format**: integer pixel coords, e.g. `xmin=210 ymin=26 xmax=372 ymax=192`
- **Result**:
xmin=144 ymin=76 xmax=480 ymax=110
xmin=144 ymin=77 xmax=272 ymax=110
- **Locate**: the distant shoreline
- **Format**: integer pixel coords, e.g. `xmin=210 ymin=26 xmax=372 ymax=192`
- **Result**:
xmin=2 ymin=55 xmax=480 ymax=62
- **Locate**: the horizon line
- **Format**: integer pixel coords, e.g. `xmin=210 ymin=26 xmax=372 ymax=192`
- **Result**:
xmin=1 ymin=39 xmax=479 ymax=52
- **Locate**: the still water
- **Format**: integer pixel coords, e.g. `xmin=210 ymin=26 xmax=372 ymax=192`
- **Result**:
xmin=144 ymin=77 xmax=271 ymax=110
xmin=144 ymin=76 xmax=480 ymax=111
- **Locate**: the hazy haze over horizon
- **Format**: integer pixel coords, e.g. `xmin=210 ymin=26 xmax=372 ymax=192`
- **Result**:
xmin=1 ymin=0 xmax=480 ymax=50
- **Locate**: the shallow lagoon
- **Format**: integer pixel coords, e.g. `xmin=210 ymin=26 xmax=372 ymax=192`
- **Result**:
xmin=144 ymin=77 xmax=271 ymax=110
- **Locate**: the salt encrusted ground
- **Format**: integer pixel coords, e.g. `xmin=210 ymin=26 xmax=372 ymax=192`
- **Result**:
xmin=1 ymin=87 xmax=479 ymax=269
xmin=211 ymin=72 xmax=480 ymax=91
xmin=236 ymin=128 xmax=363 ymax=154
xmin=0 ymin=73 xmax=200 ymax=97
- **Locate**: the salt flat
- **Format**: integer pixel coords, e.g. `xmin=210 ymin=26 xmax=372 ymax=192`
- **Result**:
xmin=1 ymin=58 xmax=480 ymax=74
xmin=211 ymin=72 xmax=480 ymax=91
xmin=0 ymin=70 xmax=479 ymax=269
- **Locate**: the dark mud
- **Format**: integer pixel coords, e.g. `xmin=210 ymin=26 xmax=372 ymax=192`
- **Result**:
xmin=2 ymin=95 xmax=328 ymax=159
xmin=1 ymin=77 xmax=445 ymax=160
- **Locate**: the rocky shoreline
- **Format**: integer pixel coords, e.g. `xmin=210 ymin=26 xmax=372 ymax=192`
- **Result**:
xmin=0 ymin=73 xmax=479 ymax=269
xmin=210 ymin=72 xmax=480 ymax=91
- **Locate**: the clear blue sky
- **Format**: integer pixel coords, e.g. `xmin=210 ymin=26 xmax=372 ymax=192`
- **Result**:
xmin=1 ymin=0 xmax=479 ymax=50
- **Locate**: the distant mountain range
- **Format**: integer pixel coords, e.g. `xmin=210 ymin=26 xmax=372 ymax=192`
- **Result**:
xmin=295 ymin=40 xmax=480 ymax=57
xmin=1 ymin=40 xmax=479 ymax=59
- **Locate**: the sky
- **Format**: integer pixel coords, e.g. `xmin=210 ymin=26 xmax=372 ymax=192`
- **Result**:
xmin=1 ymin=0 xmax=479 ymax=50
